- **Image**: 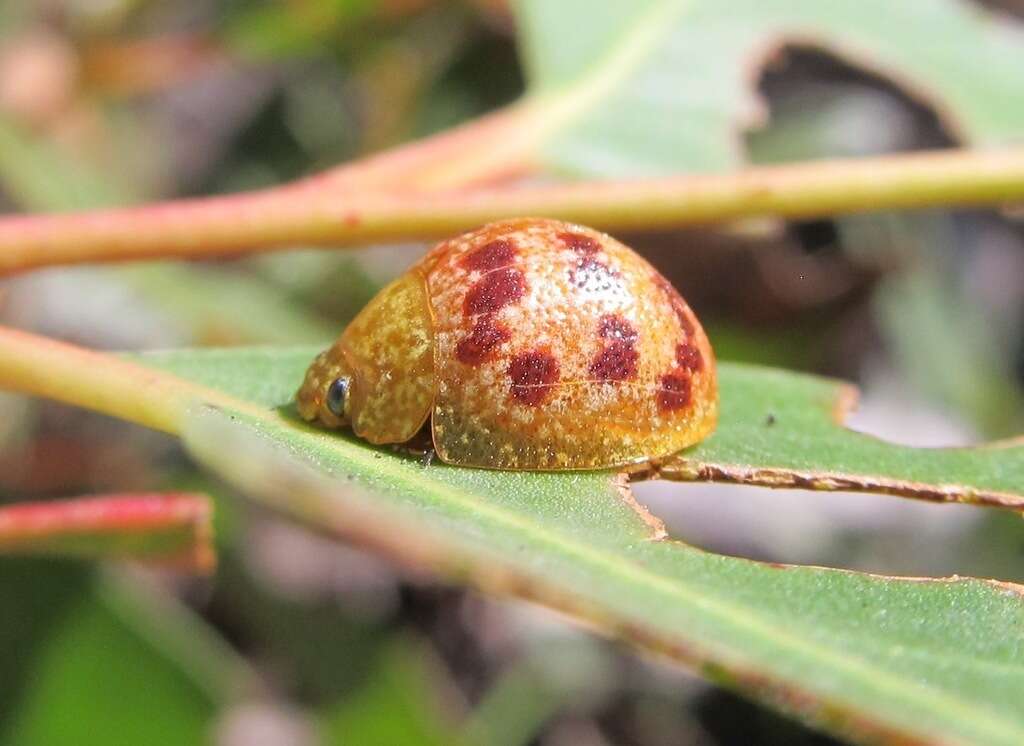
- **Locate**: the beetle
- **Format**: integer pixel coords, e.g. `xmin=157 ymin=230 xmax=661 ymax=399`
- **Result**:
xmin=296 ymin=218 xmax=717 ymax=469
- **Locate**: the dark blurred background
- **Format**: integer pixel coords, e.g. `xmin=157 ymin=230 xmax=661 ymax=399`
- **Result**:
xmin=2 ymin=1 xmax=1024 ymax=744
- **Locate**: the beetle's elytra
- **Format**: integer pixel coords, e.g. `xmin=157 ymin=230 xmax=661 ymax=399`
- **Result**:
xmin=296 ymin=218 xmax=718 ymax=470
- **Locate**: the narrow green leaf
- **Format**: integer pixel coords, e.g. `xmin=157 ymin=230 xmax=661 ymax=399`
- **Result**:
xmin=124 ymin=346 xmax=1024 ymax=746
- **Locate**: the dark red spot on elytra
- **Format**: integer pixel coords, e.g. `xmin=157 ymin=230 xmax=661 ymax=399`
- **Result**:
xmin=464 ymin=267 xmax=526 ymax=316
xmin=657 ymin=372 xmax=691 ymax=412
xmin=558 ymin=231 xmax=600 ymax=255
xmin=508 ymin=350 xmax=560 ymax=406
xmin=589 ymin=340 xmax=639 ymax=381
xmin=653 ymin=273 xmax=695 ymax=335
xmin=460 ymin=239 xmax=517 ymax=272
xmin=598 ymin=314 xmax=637 ymax=342
xmin=675 ymin=342 xmax=703 ymax=372
xmin=456 ymin=315 xmax=511 ymax=366
xmin=570 ymin=259 xmax=618 ymax=292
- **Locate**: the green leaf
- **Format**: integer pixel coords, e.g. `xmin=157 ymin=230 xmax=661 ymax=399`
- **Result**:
xmin=516 ymin=0 xmax=1024 ymax=175
xmin=320 ymin=637 xmax=461 ymax=746
xmin=122 ymin=345 xmax=1024 ymax=746
xmin=0 ymin=564 xmax=245 ymax=746
xmin=0 ymin=560 xmax=86 ymax=726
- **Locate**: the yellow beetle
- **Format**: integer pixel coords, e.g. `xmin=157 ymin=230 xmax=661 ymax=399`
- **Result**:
xmin=297 ymin=218 xmax=717 ymax=470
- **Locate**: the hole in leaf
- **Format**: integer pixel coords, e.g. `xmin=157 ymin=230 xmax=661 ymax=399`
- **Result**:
xmin=752 ymin=45 xmax=958 ymax=154
xmin=634 ymin=481 xmax=995 ymax=578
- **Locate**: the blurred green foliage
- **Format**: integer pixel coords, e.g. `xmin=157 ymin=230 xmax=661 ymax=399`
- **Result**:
xmin=0 ymin=562 xmax=232 ymax=746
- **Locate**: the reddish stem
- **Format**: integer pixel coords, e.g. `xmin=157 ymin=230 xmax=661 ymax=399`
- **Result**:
xmin=0 ymin=493 xmax=216 ymax=572
xmin=1 ymin=145 xmax=1024 ymax=274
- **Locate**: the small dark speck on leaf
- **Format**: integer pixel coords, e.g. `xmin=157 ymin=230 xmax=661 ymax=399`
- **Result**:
xmin=764 ymin=413 xmax=776 ymax=427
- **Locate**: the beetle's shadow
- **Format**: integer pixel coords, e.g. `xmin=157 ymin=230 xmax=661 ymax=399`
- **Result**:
xmin=275 ymin=402 xmax=438 ymax=467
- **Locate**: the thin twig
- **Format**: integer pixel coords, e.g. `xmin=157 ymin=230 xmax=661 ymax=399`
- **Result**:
xmin=0 ymin=146 xmax=1023 ymax=274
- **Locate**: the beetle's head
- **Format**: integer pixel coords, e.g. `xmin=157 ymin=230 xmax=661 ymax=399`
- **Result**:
xmin=296 ymin=346 xmax=355 ymax=429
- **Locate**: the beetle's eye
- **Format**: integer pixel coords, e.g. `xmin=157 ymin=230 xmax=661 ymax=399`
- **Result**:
xmin=325 ymin=377 xmax=350 ymax=418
